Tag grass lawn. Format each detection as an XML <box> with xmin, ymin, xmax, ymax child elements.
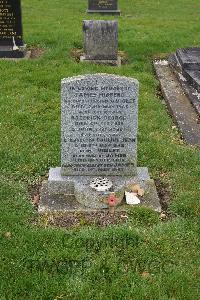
<box><xmin>0</xmin><ymin>0</ymin><xmax>200</xmax><ymax>299</ymax></box>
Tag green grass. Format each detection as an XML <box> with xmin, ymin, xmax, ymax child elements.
<box><xmin>0</xmin><ymin>0</ymin><xmax>200</xmax><ymax>299</ymax></box>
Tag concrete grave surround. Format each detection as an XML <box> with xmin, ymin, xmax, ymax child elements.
<box><xmin>0</xmin><ymin>0</ymin><xmax>28</xmax><ymax>58</ymax></box>
<box><xmin>39</xmin><ymin>74</ymin><xmax>161</xmax><ymax>213</ymax></box>
<box><xmin>87</xmin><ymin>0</ymin><xmax>120</xmax><ymax>15</ymax></box>
<box><xmin>80</xmin><ymin>20</ymin><xmax>121</xmax><ymax>66</ymax></box>
<box><xmin>154</xmin><ymin>47</ymin><xmax>200</xmax><ymax>147</ymax></box>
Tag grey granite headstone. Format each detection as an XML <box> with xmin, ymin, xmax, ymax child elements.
<box><xmin>39</xmin><ymin>74</ymin><xmax>161</xmax><ymax>213</ymax></box>
<box><xmin>81</xmin><ymin>20</ymin><xmax>121</xmax><ymax>66</ymax></box>
<box><xmin>61</xmin><ymin>74</ymin><xmax>138</xmax><ymax>176</ymax></box>
<box><xmin>87</xmin><ymin>0</ymin><xmax>120</xmax><ymax>15</ymax></box>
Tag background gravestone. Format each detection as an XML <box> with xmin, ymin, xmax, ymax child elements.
<box><xmin>39</xmin><ymin>74</ymin><xmax>161</xmax><ymax>213</ymax></box>
<box><xmin>0</xmin><ymin>0</ymin><xmax>26</xmax><ymax>58</ymax></box>
<box><xmin>81</xmin><ymin>20</ymin><xmax>121</xmax><ymax>66</ymax></box>
<box><xmin>87</xmin><ymin>0</ymin><xmax>120</xmax><ymax>15</ymax></box>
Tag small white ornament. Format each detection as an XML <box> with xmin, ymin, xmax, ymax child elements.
<box><xmin>90</xmin><ymin>177</ymin><xmax>113</xmax><ymax>192</ymax></box>
<box><xmin>12</xmin><ymin>37</ymin><xmax>19</xmax><ymax>51</ymax></box>
<box><xmin>125</xmin><ymin>191</ymin><xmax>141</xmax><ymax>205</ymax></box>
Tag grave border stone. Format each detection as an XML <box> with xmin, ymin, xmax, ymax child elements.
<box><xmin>154</xmin><ymin>47</ymin><xmax>200</xmax><ymax>147</ymax></box>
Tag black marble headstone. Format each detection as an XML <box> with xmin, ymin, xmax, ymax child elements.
<box><xmin>169</xmin><ymin>48</ymin><xmax>200</xmax><ymax>92</ymax></box>
<box><xmin>87</xmin><ymin>0</ymin><xmax>120</xmax><ymax>15</ymax></box>
<box><xmin>0</xmin><ymin>0</ymin><xmax>25</xmax><ymax>58</ymax></box>
<box><xmin>176</xmin><ymin>48</ymin><xmax>200</xmax><ymax>93</ymax></box>
<box><xmin>176</xmin><ymin>48</ymin><xmax>200</xmax><ymax>71</ymax></box>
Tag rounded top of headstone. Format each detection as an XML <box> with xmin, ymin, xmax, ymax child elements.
<box><xmin>83</xmin><ymin>20</ymin><xmax>118</xmax><ymax>23</ymax></box>
<box><xmin>61</xmin><ymin>73</ymin><xmax>139</xmax><ymax>87</ymax></box>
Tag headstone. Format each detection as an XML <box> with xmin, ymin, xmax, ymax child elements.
<box><xmin>81</xmin><ymin>20</ymin><xmax>121</xmax><ymax>66</ymax></box>
<box><xmin>39</xmin><ymin>74</ymin><xmax>161</xmax><ymax>213</ymax></box>
<box><xmin>0</xmin><ymin>0</ymin><xmax>26</xmax><ymax>58</ymax></box>
<box><xmin>87</xmin><ymin>0</ymin><xmax>120</xmax><ymax>15</ymax></box>
<box><xmin>61</xmin><ymin>74</ymin><xmax>138</xmax><ymax>176</ymax></box>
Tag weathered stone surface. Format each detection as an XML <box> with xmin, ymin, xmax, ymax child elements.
<box><xmin>87</xmin><ymin>0</ymin><xmax>120</xmax><ymax>15</ymax></box>
<box><xmin>83</xmin><ymin>20</ymin><xmax>118</xmax><ymax>61</ymax></box>
<box><xmin>176</xmin><ymin>48</ymin><xmax>200</xmax><ymax>71</ymax></box>
<box><xmin>168</xmin><ymin>48</ymin><xmax>200</xmax><ymax>116</ymax></box>
<box><xmin>39</xmin><ymin>167</ymin><xmax>161</xmax><ymax>213</ymax></box>
<box><xmin>183</xmin><ymin>70</ymin><xmax>200</xmax><ymax>93</ymax></box>
<box><xmin>0</xmin><ymin>0</ymin><xmax>26</xmax><ymax>58</ymax></box>
<box><xmin>39</xmin><ymin>182</ymin><xmax>82</xmax><ymax>213</ymax></box>
<box><xmin>80</xmin><ymin>56</ymin><xmax>121</xmax><ymax>66</ymax></box>
<box><xmin>176</xmin><ymin>71</ymin><xmax>200</xmax><ymax>117</ymax></box>
<box><xmin>154</xmin><ymin>60</ymin><xmax>200</xmax><ymax>147</ymax></box>
<box><xmin>61</xmin><ymin>74</ymin><xmax>139</xmax><ymax>176</ymax></box>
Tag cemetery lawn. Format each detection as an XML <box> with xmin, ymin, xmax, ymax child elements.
<box><xmin>0</xmin><ymin>0</ymin><xmax>200</xmax><ymax>299</ymax></box>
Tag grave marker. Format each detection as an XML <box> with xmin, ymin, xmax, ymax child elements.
<box><xmin>40</xmin><ymin>74</ymin><xmax>160</xmax><ymax>213</ymax></box>
<box><xmin>87</xmin><ymin>0</ymin><xmax>120</xmax><ymax>15</ymax></box>
<box><xmin>0</xmin><ymin>0</ymin><xmax>26</xmax><ymax>58</ymax></box>
<box><xmin>81</xmin><ymin>20</ymin><xmax>121</xmax><ymax>66</ymax></box>
<box><xmin>61</xmin><ymin>74</ymin><xmax>138</xmax><ymax>176</ymax></box>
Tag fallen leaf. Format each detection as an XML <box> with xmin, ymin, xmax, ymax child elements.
<box><xmin>120</xmin><ymin>215</ymin><xmax>128</xmax><ymax>219</ymax></box>
<box><xmin>4</xmin><ymin>232</ymin><xmax>12</xmax><ymax>239</ymax></box>
<box><xmin>131</xmin><ymin>184</ymin><xmax>141</xmax><ymax>193</ymax></box>
<box><xmin>126</xmin><ymin>184</ymin><xmax>145</xmax><ymax>196</ymax></box>
<box><xmin>54</xmin><ymin>295</ymin><xmax>64</xmax><ymax>300</ymax></box>
<box><xmin>137</xmin><ymin>188</ymin><xmax>145</xmax><ymax>197</ymax></box>
<box><xmin>160</xmin><ymin>213</ymin><xmax>167</xmax><ymax>220</ymax></box>
<box><xmin>141</xmin><ymin>271</ymin><xmax>152</xmax><ymax>279</ymax></box>
<box><xmin>32</xmin><ymin>194</ymin><xmax>40</xmax><ymax>206</ymax></box>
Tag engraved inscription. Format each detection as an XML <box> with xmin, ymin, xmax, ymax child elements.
<box><xmin>96</xmin><ymin>0</ymin><xmax>115</xmax><ymax>9</ymax></box>
<box><xmin>88</xmin><ymin>0</ymin><xmax>118</xmax><ymax>11</ymax></box>
<box><xmin>0</xmin><ymin>0</ymin><xmax>23</xmax><ymax>45</ymax></box>
<box><xmin>61</xmin><ymin>75</ymin><xmax>139</xmax><ymax>176</ymax></box>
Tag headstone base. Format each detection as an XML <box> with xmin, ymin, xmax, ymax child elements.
<box><xmin>80</xmin><ymin>55</ymin><xmax>121</xmax><ymax>66</ymax></box>
<box><xmin>39</xmin><ymin>167</ymin><xmax>161</xmax><ymax>213</ymax></box>
<box><xmin>86</xmin><ymin>9</ymin><xmax>121</xmax><ymax>15</ymax></box>
<box><xmin>0</xmin><ymin>45</ymin><xmax>30</xmax><ymax>59</ymax></box>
